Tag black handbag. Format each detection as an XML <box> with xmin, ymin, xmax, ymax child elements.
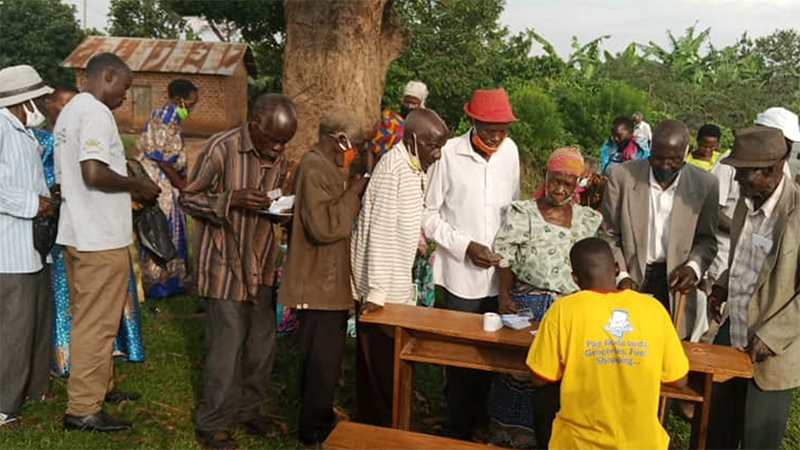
<box><xmin>32</xmin><ymin>193</ymin><xmax>61</xmax><ymax>262</ymax></box>
<box><xmin>127</xmin><ymin>158</ymin><xmax>177</xmax><ymax>267</ymax></box>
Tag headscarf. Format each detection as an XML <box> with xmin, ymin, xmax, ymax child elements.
<box><xmin>404</xmin><ymin>81</ymin><xmax>429</xmax><ymax>107</ymax></box>
<box><xmin>532</xmin><ymin>147</ymin><xmax>585</xmax><ymax>200</ymax></box>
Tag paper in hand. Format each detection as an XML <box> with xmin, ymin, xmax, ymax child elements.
<box><xmin>268</xmin><ymin>195</ymin><xmax>295</xmax><ymax>215</ymax></box>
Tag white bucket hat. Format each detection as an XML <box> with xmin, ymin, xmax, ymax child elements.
<box><xmin>0</xmin><ymin>65</ymin><xmax>54</xmax><ymax>108</ymax></box>
<box><xmin>754</xmin><ymin>107</ymin><xmax>800</xmax><ymax>142</ymax></box>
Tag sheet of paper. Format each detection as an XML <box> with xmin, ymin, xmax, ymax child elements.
<box><xmin>501</xmin><ymin>313</ymin><xmax>532</xmax><ymax>330</ymax></box>
<box><xmin>268</xmin><ymin>195</ymin><xmax>295</xmax><ymax>214</ymax></box>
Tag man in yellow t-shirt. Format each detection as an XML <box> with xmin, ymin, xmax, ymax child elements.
<box><xmin>527</xmin><ymin>238</ymin><xmax>689</xmax><ymax>449</ymax></box>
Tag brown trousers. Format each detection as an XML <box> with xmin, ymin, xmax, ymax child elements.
<box><xmin>63</xmin><ymin>246</ymin><xmax>130</xmax><ymax>416</ymax></box>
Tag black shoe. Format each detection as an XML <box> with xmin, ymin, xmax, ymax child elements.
<box><xmin>104</xmin><ymin>388</ymin><xmax>141</xmax><ymax>404</ymax></box>
<box><xmin>63</xmin><ymin>410</ymin><xmax>132</xmax><ymax>432</ymax></box>
<box><xmin>196</xmin><ymin>429</ymin><xmax>240</xmax><ymax>450</ymax></box>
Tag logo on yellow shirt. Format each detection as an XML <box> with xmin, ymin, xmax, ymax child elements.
<box><xmin>604</xmin><ymin>309</ymin><xmax>634</xmax><ymax>338</ymax></box>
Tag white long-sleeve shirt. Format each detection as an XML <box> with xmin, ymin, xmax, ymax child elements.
<box><xmin>351</xmin><ymin>143</ymin><xmax>426</xmax><ymax>306</ymax></box>
<box><xmin>423</xmin><ymin>130</ymin><xmax>520</xmax><ymax>299</ymax></box>
<box><xmin>0</xmin><ymin>108</ymin><xmax>50</xmax><ymax>273</ymax></box>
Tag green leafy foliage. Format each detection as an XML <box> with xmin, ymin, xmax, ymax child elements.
<box><xmin>0</xmin><ymin>0</ymin><xmax>84</xmax><ymax>84</ymax></box>
<box><xmin>506</xmin><ymin>82</ymin><xmax>565</xmax><ymax>167</ymax></box>
<box><xmin>545</xmin><ymin>79</ymin><xmax>652</xmax><ymax>156</ymax></box>
<box><xmin>108</xmin><ymin>0</ymin><xmax>186</xmax><ymax>39</ymax></box>
<box><xmin>386</xmin><ymin>0</ymin><xmax>538</xmax><ymax>127</ymax></box>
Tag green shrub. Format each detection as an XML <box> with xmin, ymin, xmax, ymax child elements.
<box><xmin>507</xmin><ymin>81</ymin><xmax>566</xmax><ymax>168</ymax></box>
<box><xmin>552</xmin><ymin>78</ymin><xmax>652</xmax><ymax>156</ymax></box>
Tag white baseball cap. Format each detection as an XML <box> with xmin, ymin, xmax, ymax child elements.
<box><xmin>754</xmin><ymin>107</ymin><xmax>800</xmax><ymax>142</ymax></box>
<box><xmin>0</xmin><ymin>65</ymin><xmax>54</xmax><ymax>108</ymax></box>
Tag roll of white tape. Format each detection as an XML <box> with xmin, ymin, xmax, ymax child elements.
<box><xmin>483</xmin><ymin>312</ymin><xmax>503</xmax><ymax>332</ymax></box>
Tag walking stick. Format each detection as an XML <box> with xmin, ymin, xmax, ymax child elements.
<box><xmin>659</xmin><ymin>292</ymin><xmax>689</xmax><ymax>423</ymax></box>
<box><xmin>674</xmin><ymin>292</ymin><xmax>688</xmax><ymax>331</ymax></box>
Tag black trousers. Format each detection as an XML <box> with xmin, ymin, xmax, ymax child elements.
<box><xmin>194</xmin><ymin>286</ymin><xmax>277</xmax><ymax>432</ymax></box>
<box><xmin>641</xmin><ymin>262</ymin><xmax>670</xmax><ymax>313</ymax></box>
<box><xmin>440</xmin><ymin>289</ymin><xmax>498</xmax><ymax>439</ymax></box>
<box><xmin>0</xmin><ymin>269</ymin><xmax>53</xmax><ymax>414</ymax></box>
<box><xmin>295</xmin><ymin>309</ymin><xmax>349</xmax><ymax>445</ymax></box>
<box><xmin>706</xmin><ymin>321</ymin><xmax>793</xmax><ymax>449</ymax></box>
<box><xmin>355</xmin><ymin>317</ymin><xmax>394</xmax><ymax>427</ymax></box>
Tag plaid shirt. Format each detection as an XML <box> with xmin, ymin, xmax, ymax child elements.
<box><xmin>180</xmin><ymin>125</ymin><xmax>286</xmax><ymax>302</ymax></box>
<box><xmin>725</xmin><ymin>177</ymin><xmax>785</xmax><ymax>347</ymax></box>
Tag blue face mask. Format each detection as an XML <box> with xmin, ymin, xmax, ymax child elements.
<box><xmin>652</xmin><ymin>163</ymin><xmax>684</xmax><ymax>183</ymax></box>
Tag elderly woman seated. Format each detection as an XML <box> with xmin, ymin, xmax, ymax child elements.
<box><xmin>490</xmin><ymin>148</ymin><xmax>602</xmax><ymax>448</ymax></box>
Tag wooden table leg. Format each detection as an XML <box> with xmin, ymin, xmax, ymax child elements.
<box><xmin>689</xmin><ymin>373</ymin><xmax>714</xmax><ymax>450</ymax></box>
<box><xmin>391</xmin><ymin>327</ymin><xmax>414</xmax><ymax>430</ymax></box>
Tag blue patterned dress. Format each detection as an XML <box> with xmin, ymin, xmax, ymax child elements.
<box><xmin>136</xmin><ymin>103</ymin><xmax>188</xmax><ymax>298</ymax></box>
<box><xmin>34</xmin><ymin>128</ymin><xmax>145</xmax><ymax>377</ymax></box>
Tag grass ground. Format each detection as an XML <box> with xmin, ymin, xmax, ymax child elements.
<box><xmin>3</xmin><ymin>294</ymin><xmax>799</xmax><ymax>449</ymax></box>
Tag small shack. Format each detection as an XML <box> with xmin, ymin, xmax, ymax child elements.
<box><xmin>61</xmin><ymin>36</ymin><xmax>256</xmax><ymax>136</ymax></box>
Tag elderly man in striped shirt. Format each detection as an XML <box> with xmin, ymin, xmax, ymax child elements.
<box><xmin>351</xmin><ymin>109</ymin><xmax>449</xmax><ymax>426</ymax></box>
<box><xmin>181</xmin><ymin>94</ymin><xmax>297</xmax><ymax>450</ymax></box>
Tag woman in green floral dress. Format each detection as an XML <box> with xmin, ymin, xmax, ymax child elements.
<box><xmin>490</xmin><ymin>148</ymin><xmax>602</xmax><ymax>448</ymax></box>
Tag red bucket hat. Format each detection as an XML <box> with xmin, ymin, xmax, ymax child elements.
<box><xmin>463</xmin><ymin>88</ymin><xmax>517</xmax><ymax>123</ymax></box>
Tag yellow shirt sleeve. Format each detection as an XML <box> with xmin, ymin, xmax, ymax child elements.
<box><xmin>661</xmin><ymin>308</ymin><xmax>690</xmax><ymax>383</ymax></box>
<box><xmin>526</xmin><ymin>302</ymin><xmax>563</xmax><ymax>381</ymax></box>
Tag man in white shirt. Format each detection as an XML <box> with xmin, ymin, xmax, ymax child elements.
<box><xmin>0</xmin><ymin>65</ymin><xmax>55</xmax><ymax>429</ymax></box>
<box><xmin>706</xmin><ymin>127</ymin><xmax>800</xmax><ymax>449</ymax></box>
<box><xmin>423</xmin><ymin>88</ymin><xmax>520</xmax><ymax>439</ymax></box>
<box><xmin>601</xmin><ymin>120</ymin><xmax>719</xmax><ymax>337</ymax></box>
<box><xmin>351</xmin><ymin>109</ymin><xmax>449</xmax><ymax>426</ymax></box>
<box><xmin>55</xmin><ymin>53</ymin><xmax>159</xmax><ymax>432</ymax></box>
<box><xmin>633</xmin><ymin>111</ymin><xmax>653</xmax><ymax>145</ymax></box>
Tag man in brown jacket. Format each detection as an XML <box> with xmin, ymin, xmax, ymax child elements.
<box><xmin>279</xmin><ymin>106</ymin><xmax>370</xmax><ymax>445</ymax></box>
<box><xmin>706</xmin><ymin>127</ymin><xmax>800</xmax><ymax>449</ymax></box>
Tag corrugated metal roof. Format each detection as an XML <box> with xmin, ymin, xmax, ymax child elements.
<box><xmin>61</xmin><ymin>36</ymin><xmax>256</xmax><ymax>77</ymax></box>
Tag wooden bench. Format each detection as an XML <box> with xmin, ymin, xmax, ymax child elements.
<box><xmin>323</xmin><ymin>422</ymin><xmax>493</xmax><ymax>450</ymax></box>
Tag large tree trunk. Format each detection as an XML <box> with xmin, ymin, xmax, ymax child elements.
<box><xmin>282</xmin><ymin>0</ymin><xmax>406</xmax><ymax>165</ymax></box>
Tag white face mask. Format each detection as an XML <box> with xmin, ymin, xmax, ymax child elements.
<box><xmin>23</xmin><ymin>100</ymin><xmax>45</xmax><ymax>128</ymax></box>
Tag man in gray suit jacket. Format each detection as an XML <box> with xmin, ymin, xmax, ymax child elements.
<box><xmin>706</xmin><ymin>127</ymin><xmax>800</xmax><ymax>449</ymax></box>
<box><xmin>601</xmin><ymin>120</ymin><xmax>719</xmax><ymax>337</ymax></box>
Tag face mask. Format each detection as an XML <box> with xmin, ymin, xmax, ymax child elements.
<box><xmin>332</xmin><ymin>133</ymin><xmax>356</xmax><ymax>168</ymax></box>
<box><xmin>23</xmin><ymin>100</ymin><xmax>45</xmax><ymax>128</ymax></box>
<box><xmin>652</xmin><ymin>163</ymin><xmax>684</xmax><ymax>183</ymax></box>
<box><xmin>176</xmin><ymin>100</ymin><xmax>190</xmax><ymax>120</ymax></box>
<box><xmin>408</xmin><ymin>133</ymin><xmax>423</xmax><ymax>172</ymax></box>
<box><xmin>471</xmin><ymin>130</ymin><xmax>503</xmax><ymax>157</ymax></box>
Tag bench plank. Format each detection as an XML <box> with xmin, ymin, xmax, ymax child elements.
<box><xmin>324</xmin><ymin>422</ymin><xmax>494</xmax><ymax>450</ymax></box>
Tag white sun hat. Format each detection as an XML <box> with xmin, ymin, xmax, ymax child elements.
<box><xmin>754</xmin><ymin>107</ymin><xmax>800</xmax><ymax>142</ymax></box>
<box><xmin>0</xmin><ymin>65</ymin><xmax>54</xmax><ymax>108</ymax></box>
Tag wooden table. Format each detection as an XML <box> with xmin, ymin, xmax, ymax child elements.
<box><xmin>360</xmin><ymin>304</ymin><xmax>753</xmax><ymax>450</ymax></box>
